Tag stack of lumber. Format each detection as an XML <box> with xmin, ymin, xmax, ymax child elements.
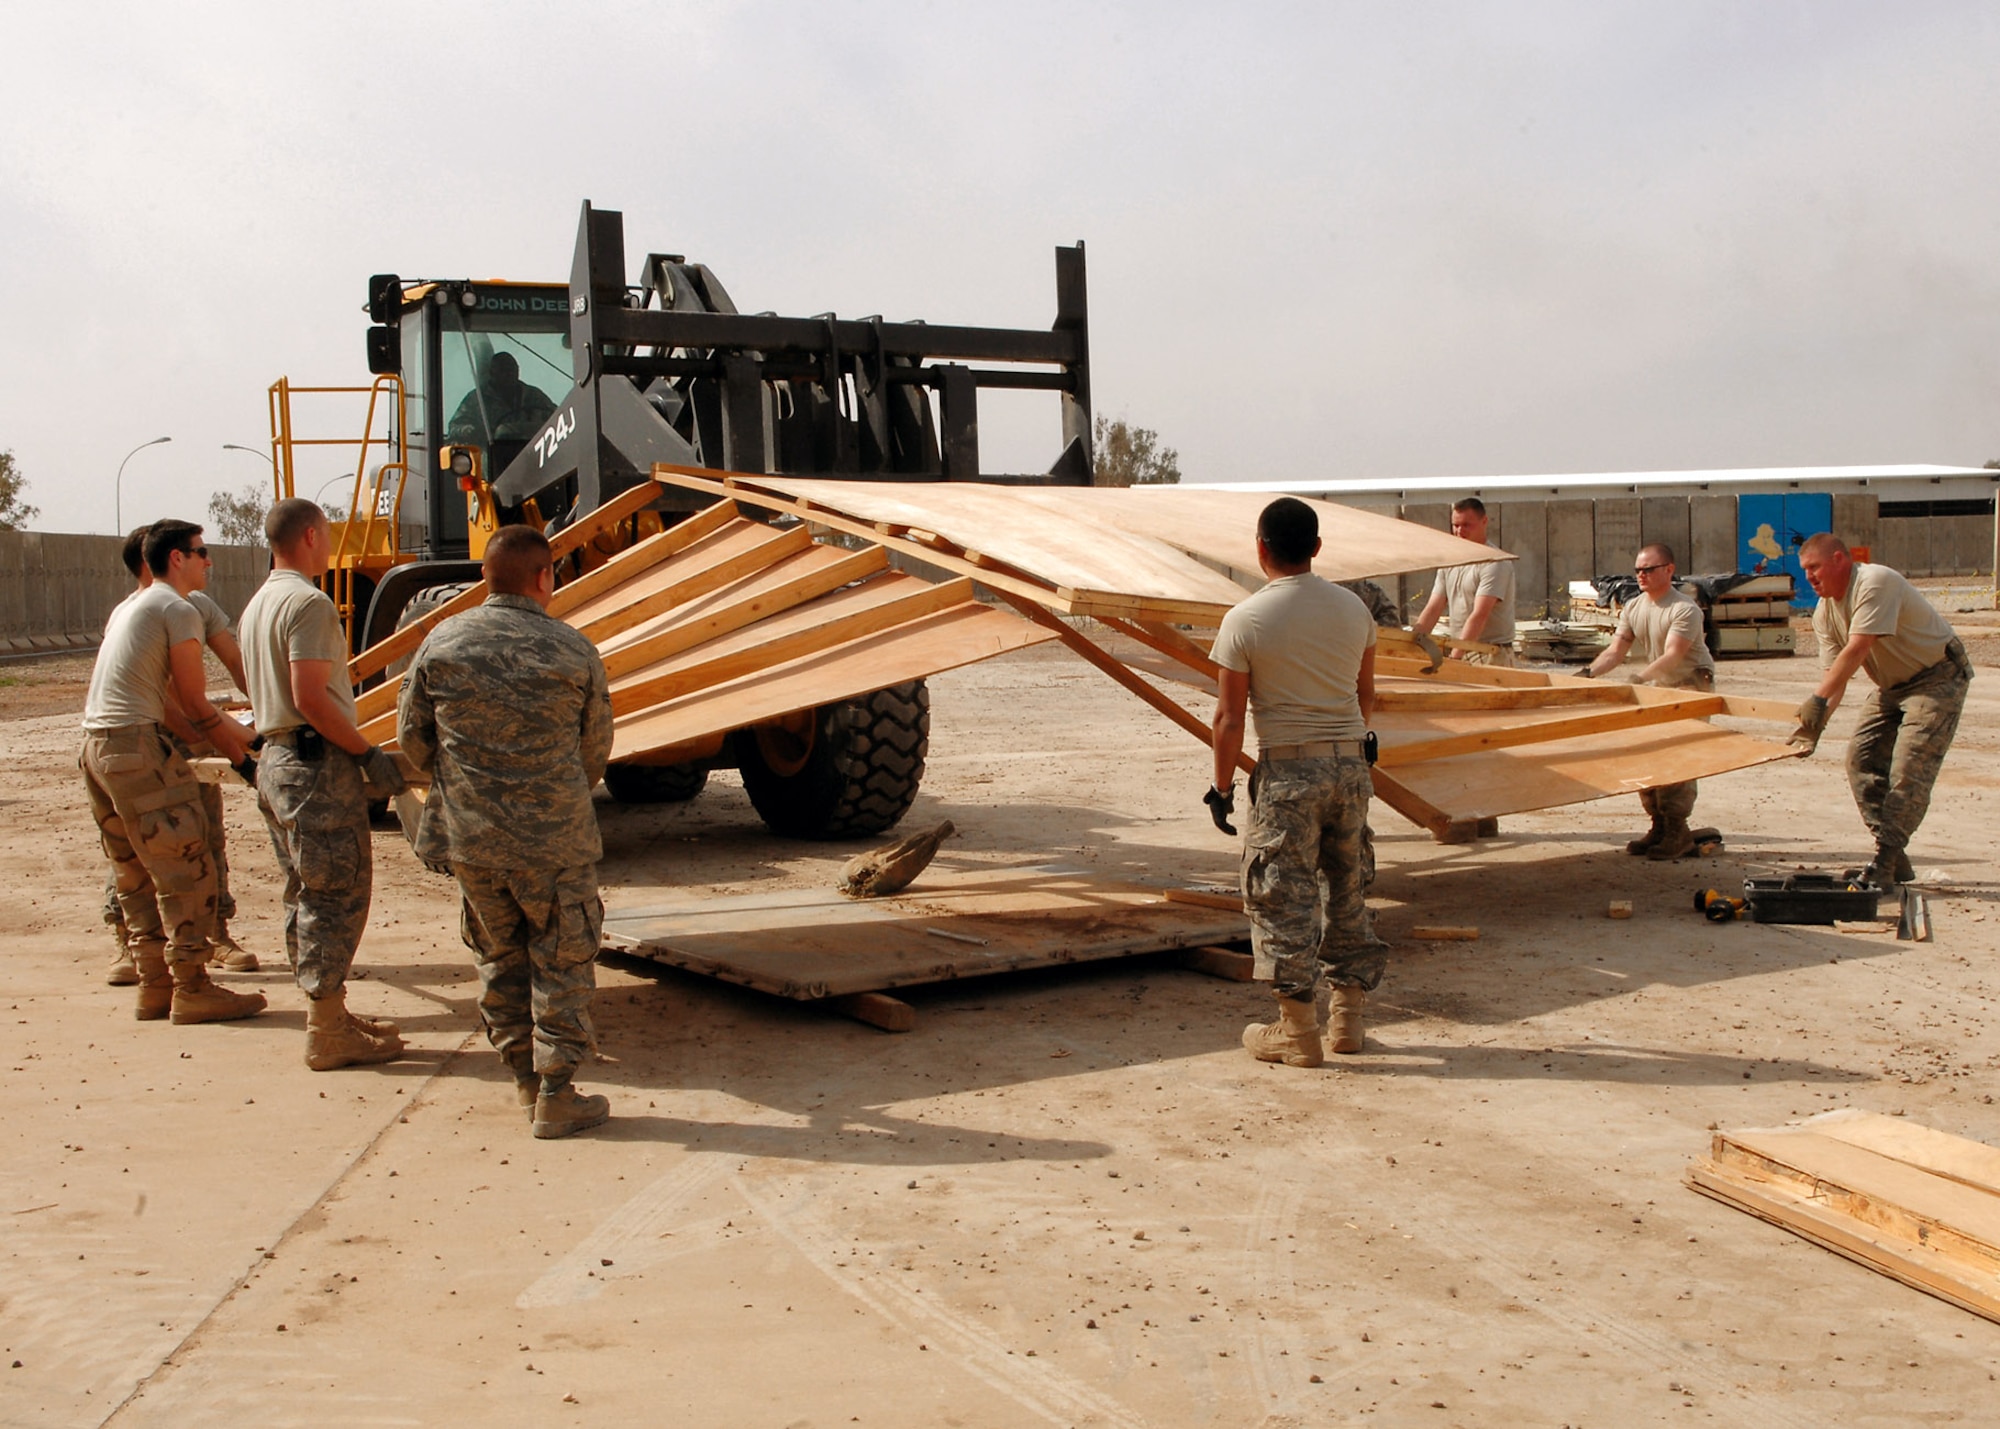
<box><xmin>1565</xmin><ymin>579</ymin><xmax>1621</xmax><ymax>628</ymax></box>
<box><xmin>1689</xmin><ymin>1110</ymin><xmax>2000</xmax><ymax>1323</ymax></box>
<box><xmin>1514</xmin><ymin>619</ymin><xmax>1612</xmax><ymax>663</ymax></box>
<box><xmin>1706</xmin><ymin>573</ymin><xmax>1796</xmax><ymax>658</ymax></box>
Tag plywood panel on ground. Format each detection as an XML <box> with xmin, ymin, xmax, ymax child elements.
<box><xmin>600</xmin><ymin>865</ymin><xmax>1250</xmax><ymax>1001</ymax></box>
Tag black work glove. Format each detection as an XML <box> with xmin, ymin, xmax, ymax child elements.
<box><xmin>359</xmin><ymin>744</ymin><xmax>409</xmax><ymax>798</ymax></box>
<box><xmin>232</xmin><ymin>754</ymin><xmax>259</xmax><ymax>787</ymax></box>
<box><xmin>1575</xmin><ymin>664</ymin><xmax>1598</xmax><ymax>679</ymax></box>
<box><xmin>1788</xmin><ymin>695</ymin><xmax>1829</xmax><ymax>755</ymax></box>
<box><xmin>1203</xmin><ymin>784</ymin><xmax>1238</xmax><ymax>836</ymax></box>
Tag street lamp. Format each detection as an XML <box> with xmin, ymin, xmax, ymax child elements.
<box><xmin>221</xmin><ymin>442</ymin><xmax>277</xmax><ymax>477</ymax></box>
<box><xmin>114</xmin><ymin>436</ymin><xmax>172</xmax><ymax>535</ymax></box>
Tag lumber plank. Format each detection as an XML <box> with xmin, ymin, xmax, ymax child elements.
<box><xmin>1710</xmin><ymin>1128</ymin><xmax>2000</xmax><ymax>1255</ymax></box>
<box><xmin>1374</xmin><ymin>695</ymin><xmax>1726</xmax><ymax>769</ymax></box>
<box><xmin>609</xmin><ymin>603</ymin><xmax>1054</xmax><ymax>760</ymax></box>
<box><xmin>1173</xmin><ymin>946</ymin><xmax>1255</xmax><ymax>981</ymax></box>
<box><xmin>1805</xmin><ymin>1109</ymin><xmax>2000</xmax><ymax>1197</ymax></box>
<box><xmin>607</xmin><ymin>576</ymin><xmax>976</xmax><ymax>717</ymax></box>
<box><xmin>1688</xmin><ymin>1163</ymin><xmax>2000</xmax><ymax>1325</ymax></box>
<box><xmin>1372</xmin><ymin>685</ymin><xmax>1634</xmax><ymax>713</ymax></box>
<box><xmin>828</xmin><ymin>992</ymin><xmax>917</xmax><ymax>1033</ymax></box>
<box><xmin>993</xmin><ymin>589</ymin><xmax>1256</xmax><ymax>777</ymax></box>
<box><xmin>1375</xmin><ymin>656</ymin><xmax>1554</xmax><ymax>688</ymax></box>
<box><xmin>1367</xmin><ymin>771</ymin><xmax>1454</xmax><ymax>838</ymax></box>
<box><xmin>544</xmin><ymin>499</ymin><xmax>740</xmax><ymax>619</ymax></box>
<box><xmin>1096</xmin><ymin>614</ymin><xmax>1220</xmax><ymax>679</ymax></box>
<box><xmin>597</xmin><ymin>545</ymin><xmax>890</xmax><ymax>681</ymax></box>
<box><xmin>1411</xmin><ymin>926</ymin><xmax>1480</xmax><ymax>941</ymax></box>
<box><xmin>1164</xmin><ymin>887</ymin><xmax>1243</xmax><ymax>912</ymax></box>
<box><xmin>574</xmin><ymin>524</ymin><xmax>814</xmax><ymax>645</ymax></box>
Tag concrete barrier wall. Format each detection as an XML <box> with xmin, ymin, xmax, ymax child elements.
<box><xmin>0</xmin><ymin>532</ymin><xmax>268</xmax><ymax>652</ymax></box>
<box><xmin>1380</xmin><ymin>493</ymin><xmax>1990</xmax><ymax>620</ymax></box>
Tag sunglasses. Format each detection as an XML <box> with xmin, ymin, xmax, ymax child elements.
<box><xmin>1633</xmin><ymin>563</ymin><xmax>1666</xmax><ymax>575</ymax></box>
<box><xmin>182</xmin><ymin>545</ymin><xmax>210</xmax><ymax>559</ymax></box>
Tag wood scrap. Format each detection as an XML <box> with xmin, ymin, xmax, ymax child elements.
<box><xmin>1688</xmin><ymin>1110</ymin><xmax>2000</xmax><ymax>1324</ymax></box>
<box><xmin>839</xmin><ymin>819</ymin><xmax>955</xmax><ymax>898</ymax></box>
<box><xmin>1411</xmin><ymin>926</ymin><xmax>1480</xmax><ymax>941</ymax></box>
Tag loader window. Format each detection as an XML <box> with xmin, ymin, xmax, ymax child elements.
<box><xmin>439</xmin><ymin>306</ymin><xmax>571</xmax><ymax>452</ymax></box>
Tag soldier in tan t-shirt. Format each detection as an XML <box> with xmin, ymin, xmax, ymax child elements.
<box><xmin>1791</xmin><ymin>533</ymin><xmax>1971</xmax><ymax>886</ymax></box>
<box><xmin>1587</xmin><ymin>542</ymin><xmax>1718</xmax><ymax>860</ymax></box>
<box><xmin>1210</xmin><ymin>497</ymin><xmax>1386</xmax><ymax>1068</ymax></box>
<box><xmin>1413</xmin><ymin>497</ymin><xmax>1516</xmax><ymax>665</ymax></box>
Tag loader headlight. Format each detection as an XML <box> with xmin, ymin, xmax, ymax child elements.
<box><xmin>449</xmin><ymin>450</ymin><xmax>473</xmax><ymax>478</ymax></box>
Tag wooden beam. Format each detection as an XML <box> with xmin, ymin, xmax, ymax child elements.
<box><xmin>576</xmin><ymin>525</ymin><xmax>814</xmax><ymax>645</ymax></box>
<box><xmin>994</xmin><ymin>589</ymin><xmax>1255</xmax><ymax>778</ymax></box>
<box><xmin>1372</xmin><ymin>685</ymin><xmax>1634</xmax><ymax>713</ymax></box>
<box><xmin>1173</xmin><ymin>946</ymin><xmax>1254</xmax><ymax>981</ymax></box>
<box><xmin>599</xmin><ymin>545</ymin><xmax>890</xmax><ymax>681</ymax></box>
<box><xmin>1096</xmin><ymin>614</ymin><xmax>1220</xmax><ymax>680</ymax></box>
<box><xmin>1374</xmin><ymin>695</ymin><xmax>1727</xmax><ymax>768</ymax></box>
<box><xmin>346</xmin><ymin>478</ymin><xmax>668</xmax><ymax>685</ymax></box>
<box><xmin>829</xmin><ymin>991</ymin><xmax>916</xmax><ymax>1033</ymax></box>
<box><xmin>607</xmin><ymin>576</ymin><xmax>977</xmax><ymax>717</ymax></box>
<box><xmin>1367</xmin><ymin>771</ymin><xmax>1453</xmax><ymax>838</ymax></box>
<box><xmin>1375</xmin><ymin>655</ymin><xmax>1554</xmax><ymax>688</ymax></box>
<box><xmin>546</xmin><ymin>499</ymin><xmax>740</xmax><ymax>619</ymax></box>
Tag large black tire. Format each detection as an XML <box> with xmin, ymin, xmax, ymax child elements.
<box><xmin>732</xmin><ymin>681</ymin><xmax>929</xmax><ymax>840</ymax></box>
<box><xmin>602</xmin><ymin>762</ymin><xmax>710</xmax><ymax>804</ymax></box>
<box><xmin>387</xmin><ymin>581</ymin><xmax>477</xmax><ymax>677</ymax></box>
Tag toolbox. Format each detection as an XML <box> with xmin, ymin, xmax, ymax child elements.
<box><xmin>1743</xmin><ymin>873</ymin><xmax>1881</xmax><ymax>924</ymax></box>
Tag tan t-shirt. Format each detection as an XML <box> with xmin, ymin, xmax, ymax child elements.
<box><xmin>83</xmin><ymin>584</ymin><xmax>205</xmax><ymax>730</ymax></box>
<box><xmin>1813</xmin><ymin>563</ymin><xmax>1956</xmax><ymax>689</ymax></box>
<box><xmin>238</xmin><ymin>569</ymin><xmax>357</xmax><ymax>735</ymax></box>
<box><xmin>1212</xmin><ymin>573</ymin><xmax>1376</xmax><ymax>746</ymax></box>
<box><xmin>188</xmin><ymin>589</ymin><xmax>231</xmax><ymax>641</ymax></box>
<box><xmin>1429</xmin><ymin>549</ymin><xmax>1515</xmax><ymax>645</ymax></box>
<box><xmin>1614</xmin><ymin>587</ymin><xmax>1716</xmax><ymax>689</ymax></box>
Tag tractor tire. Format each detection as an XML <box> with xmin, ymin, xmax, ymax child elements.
<box><xmin>732</xmin><ymin>681</ymin><xmax>929</xmax><ymax>840</ymax></box>
<box><xmin>602</xmin><ymin>762</ymin><xmax>710</xmax><ymax>805</ymax></box>
<box><xmin>387</xmin><ymin>581</ymin><xmax>476</xmax><ymax>677</ymax></box>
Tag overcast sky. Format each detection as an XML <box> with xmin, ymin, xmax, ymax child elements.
<box><xmin>3</xmin><ymin>1</ymin><xmax>1996</xmax><ymax>535</ymax></box>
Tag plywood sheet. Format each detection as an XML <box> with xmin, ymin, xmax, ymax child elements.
<box><xmin>654</xmin><ymin>469</ymin><xmax>1508</xmax><ymax>616</ymax></box>
<box><xmin>600</xmin><ymin>865</ymin><xmax>1250</xmax><ymax>999</ymax></box>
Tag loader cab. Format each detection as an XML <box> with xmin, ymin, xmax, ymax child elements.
<box><xmin>369</xmin><ymin>278</ymin><xmax>572</xmax><ymax>559</ymax></box>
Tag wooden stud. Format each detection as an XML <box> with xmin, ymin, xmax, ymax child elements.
<box><xmin>1095</xmin><ymin>614</ymin><xmax>1220</xmax><ymax>680</ymax></box>
<box><xmin>545</xmin><ymin>499</ymin><xmax>741</xmax><ymax>619</ymax></box>
<box><xmin>1173</xmin><ymin>946</ymin><xmax>1255</xmax><ymax>981</ymax></box>
<box><xmin>1411</xmin><ymin>926</ymin><xmax>1480</xmax><ymax>940</ymax></box>
<box><xmin>829</xmin><ymin>992</ymin><xmax>917</xmax><ymax>1033</ymax></box>
<box><xmin>1375</xmin><ymin>695</ymin><xmax>1727</xmax><ymax>769</ymax></box>
<box><xmin>575</xmin><ymin>525</ymin><xmax>814</xmax><ymax>645</ymax></box>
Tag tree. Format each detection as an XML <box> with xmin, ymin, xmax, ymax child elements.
<box><xmin>0</xmin><ymin>449</ymin><xmax>39</xmax><ymax>530</ymax></box>
<box><xmin>207</xmin><ymin>481</ymin><xmax>269</xmax><ymax>546</ymax></box>
<box><xmin>1091</xmin><ymin>415</ymin><xmax>1181</xmax><ymax>487</ymax></box>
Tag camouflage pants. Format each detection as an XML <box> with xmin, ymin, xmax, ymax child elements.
<box><xmin>80</xmin><ymin>726</ymin><xmax>216</xmax><ymax>969</ymax></box>
<box><xmin>257</xmin><ymin>741</ymin><xmax>372</xmax><ymax>999</ymax></box>
<box><xmin>103</xmin><ymin>775</ymin><xmax>234</xmax><ymax>933</ymax></box>
<box><xmin>453</xmin><ymin>863</ymin><xmax>602</xmax><ymax>1079</ymax></box>
<box><xmin>1242</xmin><ymin>754</ymin><xmax>1388</xmax><ymax>1001</ymax></box>
<box><xmin>1638</xmin><ymin>668</ymin><xmax>1713</xmax><ymax>825</ymax></box>
<box><xmin>1846</xmin><ymin>657</ymin><xmax>1969</xmax><ymax>855</ymax></box>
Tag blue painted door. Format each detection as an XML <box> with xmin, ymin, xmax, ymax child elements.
<box><xmin>1737</xmin><ymin>493</ymin><xmax>1832</xmax><ymax>608</ymax></box>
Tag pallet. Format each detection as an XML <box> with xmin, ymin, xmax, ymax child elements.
<box><xmin>1688</xmin><ymin>1110</ymin><xmax>2000</xmax><ymax>1324</ymax></box>
<box><xmin>599</xmin><ymin>864</ymin><xmax>1251</xmax><ymax>1030</ymax></box>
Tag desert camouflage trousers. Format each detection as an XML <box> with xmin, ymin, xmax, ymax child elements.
<box><xmin>103</xmin><ymin>772</ymin><xmax>234</xmax><ymax>933</ymax></box>
<box><xmin>1242</xmin><ymin>754</ymin><xmax>1389</xmax><ymax>1001</ymax></box>
<box><xmin>454</xmin><ymin>862</ymin><xmax>602</xmax><ymax>1078</ymax></box>
<box><xmin>257</xmin><ymin>741</ymin><xmax>373</xmax><ymax>999</ymax></box>
<box><xmin>80</xmin><ymin>725</ymin><xmax>216</xmax><ymax>968</ymax></box>
<box><xmin>1847</xmin><ymin>654</ymin><xmax>1970</xmax><ymax>856</ymax></box>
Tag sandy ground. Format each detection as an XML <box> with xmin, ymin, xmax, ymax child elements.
<box><xmin>5</xmin><ymin>609</ymin><xmax>2000</xmax><ymax>1428</ymax></box>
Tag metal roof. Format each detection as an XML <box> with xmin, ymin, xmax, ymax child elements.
<box><xmin>1171</xmin><ymin>464</ymin><xmax>1998</xmax><ymax>502</ymax></box>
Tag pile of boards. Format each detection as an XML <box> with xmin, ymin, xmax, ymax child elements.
<box><xmin>1690</xmin><ymin>1110</ymin><xmax>2000</xmax><ymax>1323</ymax></box>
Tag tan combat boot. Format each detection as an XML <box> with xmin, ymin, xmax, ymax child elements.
<box><xmin>106</xmin><ymin>922</ymin><xmax>140</xmax><ymax>986</ymax></box>
<box><xmin>1647</xmin><ymin>816</ymin><xmax>1696</xmax><ymax>861</ymax></box>
<box><xmin>304</xmin><ymin>991</ymin><xmax>405</xmax><ymax>1071</ymax></box>
<box><xmin>1328</xmin><ymin>986</ymin><xmax>1366</xmax><ymax>1055</ymax></box>
<box><xmin>169</xmin><ymin>962</ymin><xmax>268</xmax><ymax>1024</ymax></box>
<box><xmin>533</xmin><ymin>1080</ymin><xmax>611</xmax><ymax>1140</ymax></box>
<box><xmin>1626</xmin><ymin>814</ymin><xmax>1665</xmax><ymax>856</ymax></box>
<box><xmin>133</xmin><ymin>940</ymin><xmax>174</xmax><ymax>1021</ymax></box>
<box><xmin>1242</xmin><ymin>995</ymin><xmax>1324</xmax><ymax>1068</ymax></box>
<box><xmin>206</xmin><ymin>922</ymin><xmax>260</xmax><ymax>973</ymax></box>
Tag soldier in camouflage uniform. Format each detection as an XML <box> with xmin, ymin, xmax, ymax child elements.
<box><xmin>1793</xmin><ymin>534</ymin><xmax>1972</xmax><ymax>887</ymax></box>
<box><xmin>101</xmin><ymin>524</ymin><xmax>258</xmax><ymax>983</ymax></box>
<box><xmin>240</xmin><ymin>499</ymin><xmax>410</xmax><ymax>1071</ymax></box>
<box><xmin>80</xmin><ymin>520</ymin><xmax>264</xmax><ymax>1025</ymax></box>
<box><xmin>1208</xmin><ymin>498</ymin><xmax>1387</xmax><ymax>1068</ymax></box>
<box><xmin>398</xmin><ymin>524</ymin><xmax>615</xmax><ymax>1139</ymax></box>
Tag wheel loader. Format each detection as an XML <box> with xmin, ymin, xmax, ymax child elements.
<box><xmin>260</xmin><ymin>201</ymin><xmax>1091</xmax><ymax>838</ymax></box>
